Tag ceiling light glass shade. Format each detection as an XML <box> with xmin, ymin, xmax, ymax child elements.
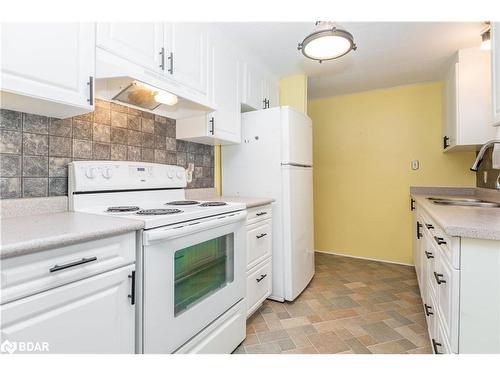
<box><xmin>298</xmin><ymin>21</ymin><xmax>356</xmax><ymax>62</ymax></box>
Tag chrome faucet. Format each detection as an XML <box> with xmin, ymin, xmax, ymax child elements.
<box><xmin>470</xmin><ymin>140</ymin><xmax>500</xmax><ymax>171</ymax></box>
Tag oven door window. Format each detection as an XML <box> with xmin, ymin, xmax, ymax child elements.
<box><xmin>174</xmin><ymin>233</ymin><xmax>234</xmax><ymax>316</ymax></box>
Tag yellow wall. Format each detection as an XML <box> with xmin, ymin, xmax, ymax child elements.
<box><xmin>308</xmin><ymin>82</ymin><xmax>476</xmax><ymax>265</ymax></box>
<box><xmin>279</xmin><ymin>74</ymin><xmax>308</xmax><ymax>113</ymax></box>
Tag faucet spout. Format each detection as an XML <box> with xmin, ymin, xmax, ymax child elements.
<box><xmin>470</xmin><ymin>140</ymin><xmax>500</xmax><ymax>172</ymax></box>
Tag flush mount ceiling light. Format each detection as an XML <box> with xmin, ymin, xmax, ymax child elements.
<box><xmin>298</xmin><ymin>21</ymin><xmax>357</xmax><ymax>63</ymax></box>
<box><xmin>481</xmin><ymin>22</ymin><xmax>491</xmax><ymax>50</ymax></box>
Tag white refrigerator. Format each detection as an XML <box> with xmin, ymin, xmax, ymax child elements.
<box><xmin>222</xmin><ymin>106</ymin><xmax>314</xmax><ymax>302</ymax></box>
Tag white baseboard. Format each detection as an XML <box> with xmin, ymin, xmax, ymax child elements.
<box><xmin>314</xmin><ymin>250</ymin><xmax>414</xmax><ymax>267</ymax></box>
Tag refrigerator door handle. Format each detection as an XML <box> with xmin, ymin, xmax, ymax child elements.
<box><xmin>281</xmin><ymin>162</ymin><xmax>313</xmax><ymax>168</ymax></box>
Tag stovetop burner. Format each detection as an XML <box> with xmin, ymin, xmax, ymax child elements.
<box><xmin>166</xmin><ymin>200</ymin><xmax>200</xmax><ymax>206</ymax></box>
<box><xmin>106</xmin><ymin>206</ymin><xmax>140</xmax><ymax>213</ymax></box>
<box><xmin>199</xmin><ymin>201</ymin><xmax>228</xmax><ymax>207</ymax></box>
<box><xmin>136</xmin><ymin>208</ymin><xmax>182</xmax><ymax>216</ymax></box>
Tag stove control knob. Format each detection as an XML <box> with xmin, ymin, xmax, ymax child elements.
<box><xmin>102</xmin><ymin>167</ymin><xmax>113</xmax><ymax>179</ymax></box>
<box><xmin>167</xmin><ymin>168</ymin><xmax>174</xmax><ymax>179</ymax></box>
<box><xmin>85</xmin><ymin>167</ymin><xmax>97</xmax><ymax>179</ymax></box>
<box><xmin>176</xmin><ymin>170</ymin><xmax>184</xmax><ymax>179</ymax></box>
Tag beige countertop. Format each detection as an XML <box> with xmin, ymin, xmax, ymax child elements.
<box><xmin>0</xmin><ymin>212</ymin><xmax>144</xmax><ymax>259</ymax></box>
<box><xmin>411</xmin><ymin>192</ymin><xmax>500</xmax><ymax>241</ymax></box>
<box><xmin>185</xmin><ymin>188</ymin><xmax>274</xmax><ymax>208</ymax></box>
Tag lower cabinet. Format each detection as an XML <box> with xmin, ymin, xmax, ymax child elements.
<box><xmin>0</xmin><ymin>234</ymin><xmax>137</xmax><ymax>354</ymax></box>
<box><xmin>245</xmin><ymin>204</ymin><xmax>273</xmax><ymax>317</ymax></box>
<box><xmin>413</xmin><ymin>200</ymin><xmax>500</xmax><ymax>354</ymax></box>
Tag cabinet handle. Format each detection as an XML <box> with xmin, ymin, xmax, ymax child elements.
<box><xmin>433</xmin><ymin>271</ymin><xmax>446</xmax><ymax>285</ymax></box>
<box><xmin>167</xmin><ymin>52</ymin><xmax>174</xmax><ymax>74</ymax></box>
<box><xmin>256</xmin><ymin>211</ymin><xmax>267</xmax><ymax>216</ymax></box>
<box><xmin>425</xmin><ymin>251</ymin><xmax>434</xmax><ymax>259</ymax></box>
<box><xmin>410</xmin><ymin>198</ymin><xmax>415</xmax><ymax>211</ymax></box>
<box><xmin>209</xmin><ymin>117</ymin><xmax>215</xmax><ymax>135</ymax></box>
<box><xmin>128</xmin><ymin>271</ymin><xmax>136</xmax><ymax>305</ymax></box>
<box><xmin>425</xmin><ymin>223</ymin><xmax>434</xmax><ymax>230</ymax></box>
<box><xmin>263</xmin><ymin>99</ymin><xmax>267</xmax><ymax>109</ymax></box>
<box><xmin>433</xmin><ymin>236</ymin><xmax>447</xmax><ymax>245</ymax></box>
<box><xmin>443</xmin><ymin>136</ymin><xmax>450</xmax><ymax>150</ymax></box>
<box><xmin>256</xmin><ymin>233</ymin><xmax>268</xmax><ymax>239</ymax></box>
<box><xmin>159</xmin><ymin>47</ymin><xmax>165</xmax><ymax>70</ymax></box>
<box><xmin>432</xmin><ymin>339</ymin><xmax>443</xmax><ymax>354</ymax></box>
<box><xmin>256</xmin><ymin>274</ymin><xmax>267</xmax><ymax>282</ymax></box>
<box><xmin>424</xmin><ymin>303</ymin><xmax>434</xmax><ymax>316</ymax></box>
<box><xmin>416</xmin><ymin>221</ymin><xmax>423</xmax><ymax>239</ymax></box>
<box><xmin>87</xmin><ymin>76</ymin><xmax>94</xmax><ymax>106</ymax></box>
<box><xmin>49</xmin><ymin>256</ymin><xmax>97</xmax><ymax>273</ymax></box>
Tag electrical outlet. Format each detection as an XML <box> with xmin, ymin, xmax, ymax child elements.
<box><xmin>411</xmin><ymin>160</ymin><xmax>419</xmax><ymax>170</ymax></box>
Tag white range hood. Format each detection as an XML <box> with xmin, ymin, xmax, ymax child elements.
<box><xmin>95</xmin><ymin>47</ymin><xmax>213</xmax><ymax>120</ymax></box>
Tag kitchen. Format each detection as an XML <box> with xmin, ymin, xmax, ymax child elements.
<box><xmin>1</xmin><ymin>1</ymin><xmax>500</xmax><ymax>372</ymax></box>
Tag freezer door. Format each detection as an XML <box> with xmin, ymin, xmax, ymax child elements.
<box><xmin>281</xmin><ymin>107</ymin><xmax>313</xmax><ymax>166</ymax></box>
<box><xmin>281</xmin><ymin>165</ymin><xmax>315</xmax><ymax>301</ymax></box>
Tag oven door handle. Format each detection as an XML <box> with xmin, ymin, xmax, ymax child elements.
<box><xmin>144</xmin><ymin>210</ymin><xmax>247</xmax><ymax>244</ymax></box>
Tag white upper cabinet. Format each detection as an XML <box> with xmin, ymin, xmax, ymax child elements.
<box><xmin>491</xmin><ymin>23</ymin><xmax>500</xmax><ymax>126</ymax></box>
<box><xmin>164</xmin><ymin>23</ymin><xmax>208</xmax><ymax>96</ymax></box>
<box><xmin>241</xmin><ymin>62</ymin><xmax>279</xmax><ymax>111</ymax></box>
<box><xmin>96</xmin><ymin>22</ymin><xmax>164</xmax><ymax>73</ymax></box>
<box><xmin>176</xmin><ymin>29</ymin><xmax>240</xmax><ymax>145</ymax></box>
<box><xmin>0</xmin><ymin>22</ymin><xmax>95</xmax><ymax>118</ymax></box>
<box><xmin>442</xmin><ymin>47</ymin><xmax>496</xmax><ymax>151</ymax></box>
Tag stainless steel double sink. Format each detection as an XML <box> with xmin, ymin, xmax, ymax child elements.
<box><xmin>428</xmin><ymin>197</ymin><xmax>500</xmax><ymax>208</ymax></box>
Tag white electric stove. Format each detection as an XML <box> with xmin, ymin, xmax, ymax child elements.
<box><xmin>68</xmin><ymin>161</ymin><xmax>247</xmax><ymax>354</ymax></box>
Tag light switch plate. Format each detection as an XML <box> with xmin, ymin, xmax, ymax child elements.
<box><xmin>411</xmin><ymin>160</ymin><xmax>419</xmax><ymax>170</ymax></box>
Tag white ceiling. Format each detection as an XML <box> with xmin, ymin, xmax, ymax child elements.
<box><xmin>216</xmin><ymin>22</ymin><xmax>485</xmax><ymax>99</ymax></box>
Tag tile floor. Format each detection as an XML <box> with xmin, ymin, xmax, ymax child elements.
<box><xmin>234</xmin><ymin>252</ymin><xmax>432</xmax><ymax>354</ymax></box>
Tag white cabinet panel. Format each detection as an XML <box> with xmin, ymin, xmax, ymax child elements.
<box><xmin>442</xmin><ymin>47</ymin><xmax>496</xmax><ymax>151</ymax></box>
<box><xmin>246</xmin><ymin>259</ymin><xmax>272</xmax><ymax>317</ymax></box>
<box><xmin>491</xmin><ymin>23</ymin><xmax>500</xmax><ymax>126</ymax></box>
<box><xmin>97</xmin><ymin>22</ymin><xmax>164</xmax><ymax>73</ymax></box>
<box><xmin>246</xmin><ymin>220</ymin><xmax>272</xmax><ymax>269</ymax></box>
<box><xmin>165</xmin><ymin>23</ymin><xmax>208</xmax><ymax>96</ymax></box>
<box><xmin>0</xmin><ymin>265</ymin><xmax>135</xmax><ymax>354</ymax></box>
<box><xmin>1</xmin><ymin>22</ymin><xmax>95</xmax><ymax>118</ymax></box>
<box><xmin>241</xmin><ymin>63</ymin><xmax>279</xmax><ymax>111</ymax></box>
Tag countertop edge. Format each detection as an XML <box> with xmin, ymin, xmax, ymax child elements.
<box><xmin>411</xmin><ymin>193</ymin><xmax>500</xmax><ymax>241</ymax></box>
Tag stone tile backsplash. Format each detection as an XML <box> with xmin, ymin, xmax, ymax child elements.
<box><xmin>476</xmin><ymin>147</ymin><xmax>500</xmax><ymax>190</ymax></box>
<box><xmin>0</xmin><ymin>100</ymin><xmax>214</xmax><ymax>199</ymax></box>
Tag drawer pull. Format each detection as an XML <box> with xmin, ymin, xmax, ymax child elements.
<box><xmin>424</xmin><ymin>303</ymin><xmax>434</xmax><ymax>316</ymax></box>
<box><xmin>256</xmin><ymin>212</ymin><xmax>267</xmax><ymax>216</ymax></box>
<box><xmin>434</xmin><ymin>236</ymin><xmax>447</xmax><ymax>245</ymax></box>
<box><xmin>49</xmin><ymin>256</ymin><xmax>97</xmax><ymax>273</ymax></box>
<box><xmin>433</xmin><ymin>271</ymin><xmax>446</xmax><ymax>285</ymax></box>
<box><xmin>425</xmin><ymin>251</ymin><xmax>434</xmax><ymax>259</ymax></box>
<box><xmin>432</xmin><ymin>339</ymin><xmax>443</xmax><ymax>354</ymax></box>
<box><xmin>256</xmin><ymin>274</ymin><xmax>267</xmax><ymax>282</ymax></box>
<box><xmin>425</xmin><ymin>223</ymin><xmax>434</xmax><ymax>230</ymax></box>
<box><xmin>256</xmin><ymin>233</ymin><xmax>268</xmax><ymax>239</ymax></box>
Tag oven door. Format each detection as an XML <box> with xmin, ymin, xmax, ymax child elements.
<box><xmin>142</xmin><ymin>211</ymin><xmax>246</xmax><ymax>353</ymax></box>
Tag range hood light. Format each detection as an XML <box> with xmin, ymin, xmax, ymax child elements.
<box><xmin>154</xmin><ymin>90</ymin><xmax>178</xmax><ymax>106</ymax></box>
<box><xmin>112</xmin><ymin>81</ymin><xmax>178</xmax><ymax>110</ymax></box>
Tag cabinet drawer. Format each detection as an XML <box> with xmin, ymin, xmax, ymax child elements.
<box><xmin>246</xmin><ymin>219</ymin><xmax>272</xmax><ymax>269</ymax></box>
<box><xmin>432</xmin><ymin>313</ymin><xmax>453</xmax><ymax>354</ymax></box>
<box><xmin>424</xmin><ymin>291</ymin><xmax>438</xmax><ymax>344</ymax></box>
<box><xmin>246</xmin><ymin>259</ymin><xmax>272</xmax><ymax>317</ymax></box>
<box><xmin>246</xmin><ymin>205</ymin><xmax>272</xmax><ymax>224</ymax></box>
<box><xmin>1</xmin><ymin>232</ymin><xmax>136</xmax><ymax>304</ymax></box>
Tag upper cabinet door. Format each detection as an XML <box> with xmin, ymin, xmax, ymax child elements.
<box><xmin>491</xmin><ymin>23</ymin><xmax>500</xmax><ymax>126</ymax></box>
<box><xmin>242</xmin><ymin>63</ymin><xmax>267</xmax><ymax>110</ymax></box>
<box><xmin>96</xmin><ymin>22</ymin><xmax>164</xmax><ymax>73</ymax></box>
<box><xmin>164</xmin><ymin>23</ymin><xmax>208</xmax><ymax>96</ymax></box>
<box><xmin>1</xmin><ymin>22</ymin><xmax>95</xmax><ymax>117</ymax></box>
<box><xmin>265</xmin><ymin>78</ymin><xmax>280</xmax><ymax>108</ymax></box>
<box><xmin>208</xmin><ymin>33</ymin><xmax>240</xmax><ymax>143</ymax></box>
